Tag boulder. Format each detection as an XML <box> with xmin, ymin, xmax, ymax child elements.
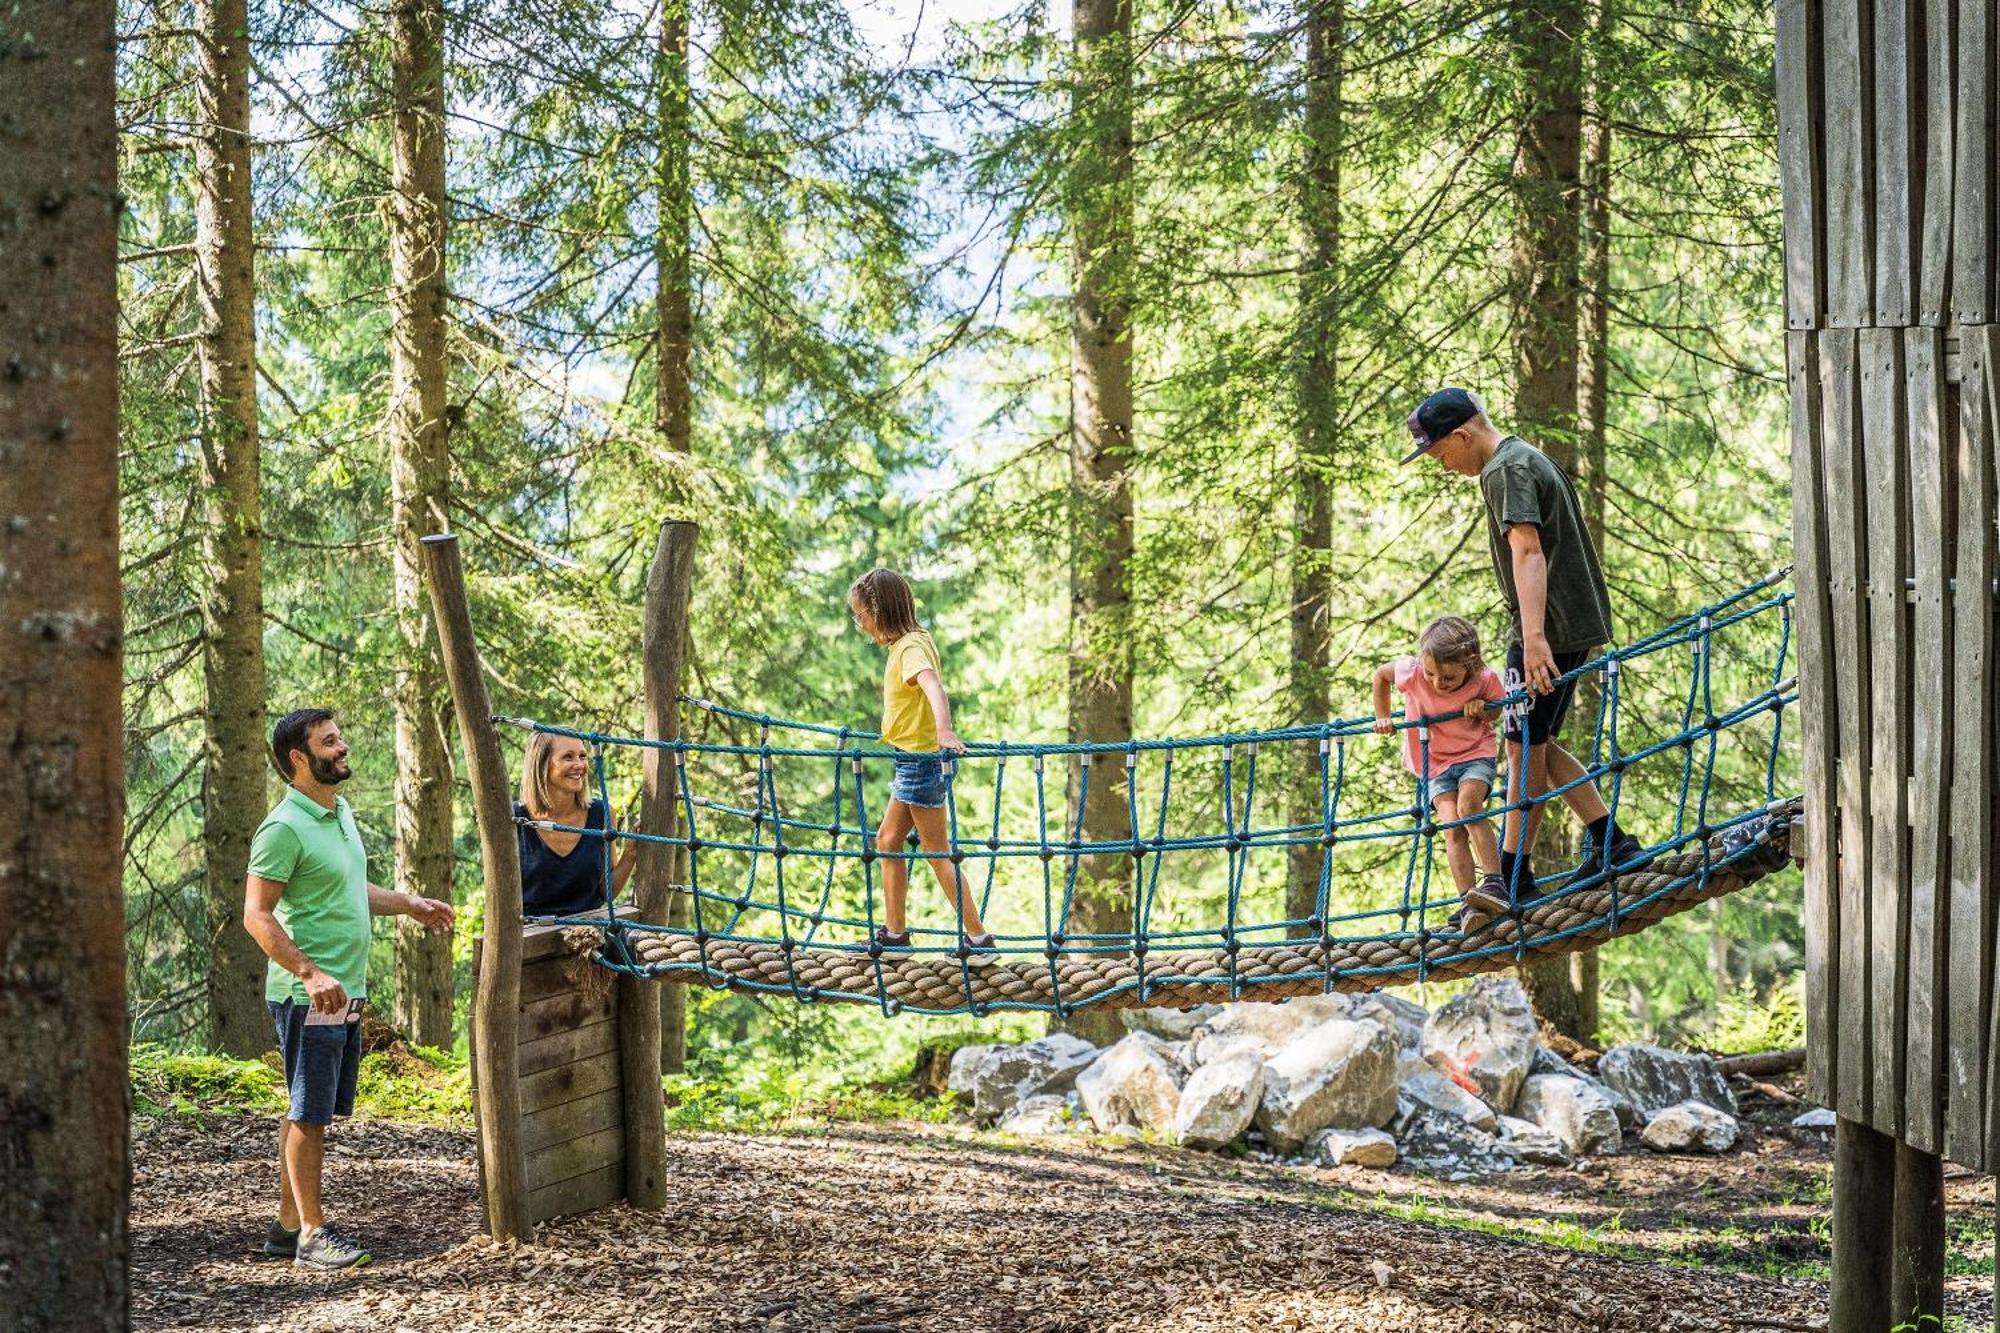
<box><xmin>1122</xmin><ymin>1005</ymin><xmax>1221</xmax><ymax>1043</ymax></box>
<box><xmin>1306</xmin><ymin>1126</ymin><xmax>1398</xmax><ymax>1169</ymax></box>
<box><xmin>1254</xmin><ymin>1017</ymin><xmax>1400</xmax><ymax>1153</ymax></box>
<box><xmin>1397</xmin><ymin>1105</ymin><xmax>1513</xmax><ymax>1175</ymax></box>
<box><xmin>1641</xmin><ymin>1101</ymin><xmax>1739</xmax><ymax>1154</ymax></box>
<box><xmin>1076</xmin><ymin>1032</ymin><xmax>1185</xmax><ymax>1135</ymax></box>
<box><xmin>1351</xmin><ymin>992</ymin><xmax>1429</xmax><ymax>1055</ymax></box>
<box><xmin>968</xmin><ymin>1033</ymin><xmax>1100</xmax><ymax>1125</ymax></box>
<box><xmin>947</xmin><ymin>1044</ymin><xmax>998</xmax><ymax>1106</ymax></box>
<box><xmin>1791</xmin><ymin>1107</ymin><xmax>1836</xmax><ymax>1131</ymax></box>
<box><xmin>1494</xmin><ymin>1114</ymin><xmax>1572</xmax><ymax>1167</ymax></box>
<box><xmin>1188</xmin><ymin>1001</ymin><xmax>1325</xmax><ymax>1068</ymax></box>
<box><xmin>1422</xmin><ymin>977</ymin><xmax>1539</xmax><ymax>1113</ymax></box>
<box><xmin>1173</xmin><ymin>1051</ymin><xmax>1264</xmax><ymax>1151</ymax></box>
<box><xmin>1515</xmin><ymin>1074</ymin><xmax>1623</xmax><ymax>1156</ymax></box>
<box><xmin>1530</xmin><ymin>1046</ymin><xmax>1572</xmax><ymax>1076</ymax></box>
<box><xmin>1596</xmin><ymin>1043</ymin><xmax>1737</xmax><ymax>1118</ymax></box>
<box><xmin>996</xmin><ymin>1093</ymin><xmax>1080</xmax><ymax>1136</ymax></box>
<box><xmin>1399</xmin><ymin>1068</ymin><xmax>1499</xmax><ymax>1133</ymax></box>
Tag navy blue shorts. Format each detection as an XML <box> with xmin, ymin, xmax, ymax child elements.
<box><xmin>1503</xmin><ymin>644</ymin><xmax>1592</xmax><ymax>745</ymax></box>
<box><xmin>889</xmin><ymin>754</ymin><xmax>949</xmax><ymax>808</ymax></box>
<box><xmin>270</xmin><ymin>998</ymin><xmax>363</xmax><ymax>1126</ymax></box>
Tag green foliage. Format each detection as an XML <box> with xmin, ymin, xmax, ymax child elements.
<box><xmin>662</xmin><ymin>1068</ymin><xmax>957</xmax><ymax>1134</ymax></box>
<box><xmin>129</xmin><ymin>1042</ymin><xmax>471</xmax><ymax>1126</ymax></box>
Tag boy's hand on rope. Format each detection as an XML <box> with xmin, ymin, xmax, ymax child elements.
<box><xmin>1520</xmin><ymin>634</ymin><xmax>1558</xmax><ymax>693</ymax></box>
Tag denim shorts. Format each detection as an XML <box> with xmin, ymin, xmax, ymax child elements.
<box><xmin>270</xmin><ymin>998</ymin><xmax>364</xmax><ymax>1126</ymax></box>
<box><xmin>1423</xmin><ymin>756</ymin><xmax>1498</xmax><ymax>808</ymax></box>
<box><xmin>889</xmin><ymin>754</ymin><xmax>949</xmax><ymax>808</ymax></box>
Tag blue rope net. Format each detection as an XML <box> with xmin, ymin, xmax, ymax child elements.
<box><xmin>505</xmin><ymin>571</ymin><xmax>1803</xmax><ymax>1018</ymax></box>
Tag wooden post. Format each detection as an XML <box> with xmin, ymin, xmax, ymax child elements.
<box><xmin>420</xmin><ymin>533</ymin><xmax>533</xmax><ymax>1242</ymax></box>
<box><xmin>1890</xmin><ymin>1141</ymin><xmax>1945</xmax><ymax>1329</ymax></box>
<box><xmin>623</xmin><ymin>520</ymin><xmax>694</xmax><ymax>1209</ymax></box>
<box><xmin>1831</xmin><ymin>1117</ymin><xmax>1896</xmax><ymax>1332</ymax></box>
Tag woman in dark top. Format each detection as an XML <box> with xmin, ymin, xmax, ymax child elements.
<box><xmin>517</xmin><ymin>731</ymin><xmax>638</xmax><ymax>916</ymax></box>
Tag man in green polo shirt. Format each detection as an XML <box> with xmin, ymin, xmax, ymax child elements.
<box><xmin>242</xmin><ymin>707</ymin><xmax>453</xmax><ymax>1271</ymax></box>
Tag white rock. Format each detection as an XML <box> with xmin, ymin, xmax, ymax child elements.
<box><xmin>947</xmin><ymin>1044</ymin><xmax>998</xmax><ymax>1105</ymax></box>
<box><xmin>1172</xmin><ymin>1051</ymin><xmax>1264</xmax><ymax>1150</ymax></box>
<box><xmin>969</xmin><ymin>1033</ymin><xmax>1100</xmax><ymax>1125</ymax></box>
<box><xmin>1188</xmin><ymin>1001</ymin><xmax>1324</xmax><ymax>1068</ymax></box>
<box><xmin>1305</xmin><ymin>1126</ymin><xmax>1398</xmax><ymax>1169</ymax></box>
<box><xmin>1075</xmin><ymin>1032</ymin><xmax>1185</xmax><ymax>1135</ymax></box>
<box><xmin>995</xmin><ymin>1093</ymin><xmax>1079</xmax><ymax>1136</ymax></box>
<box><xmin>1400</xmin><ymin>1068</ymin><xmax>1499</xmax><ymax>1132</ymax></box>
<box><xmin>1641</xmin><ymin>1100</ymin><xmax>1739</xmax><ymax>1154</ymax></box>
<box><xmin>1596</xmin><ymin>1043</ymin><xmax>1738</xmax><ymax>1118</ymax></box>
<box><xmin>1494</xmin><ymin>1114</ymin><xmax>1572</xmax><ymax>1166</ymax></box>
<box><xmin>1254</xmin><ymin>1017</ymin><xmax>1400</xmax><ymax>1153</ymax></box>
<box><xmin>1121</xmin><ymin>1005</ymin><xmax>1221</xmax><ymax>1042</ymax></box>
<box><xmin>1422</xmin><ymin>977</ymin><xmax>1539</xmax><ymax>1113</ymax></box>
<box><xmin>1791</xmin><ymin>1107</ymin><xmax>1837</xmax><ymax>1130</ymax></box>
<box><xmin>1514</xmin><ymin>1074</ymin><xmax>1623</xmax><ymax>1156</ymax></box>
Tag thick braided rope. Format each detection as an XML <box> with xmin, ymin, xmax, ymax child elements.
<box><xmin>619</xmin><ymin>800</ymin><xmax>1798</xmax><ymax>1014</ymax></box>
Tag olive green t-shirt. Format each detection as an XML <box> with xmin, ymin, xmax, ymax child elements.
<box><xmin>248</xmin><ymin>787</ymin><xmax>371</xmax><ymax>1004</ymax></box>
<box><xmin>1479</xmin><ymin>435</ymin><xmax>1614</xmax><ymax>654</ymax></box>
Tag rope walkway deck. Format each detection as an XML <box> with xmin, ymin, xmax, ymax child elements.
<box><xmin>509</xmin><ymin>571</ymin><xmax>1804</xmax><ymax>1018</ymax></box>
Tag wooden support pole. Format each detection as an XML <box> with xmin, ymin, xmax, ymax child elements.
<box><xmin>626</xmin><ymin>519</ymin><xmax>696</xmax><ymax>1208</ymax></box>
<box><xmin>1890</xmin><ymin>1141</ymin><xmax>1945</xmax><ymax>1329</ymax></box>
<box><xmin>420</xmin><ymin>533</ymin><xmax>534</xmax><ymax>1243</ymax></box>
<box><xmin>1830</xmin><ymin>1117</ymin><xmax>1896</xmax><ymax>1332</ymax></box>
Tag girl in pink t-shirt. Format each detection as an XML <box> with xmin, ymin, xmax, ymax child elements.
<box><xmin>1372</xmin><ymin>615</ymin><xmax>1509</xmax><ymax>925</ymax></box>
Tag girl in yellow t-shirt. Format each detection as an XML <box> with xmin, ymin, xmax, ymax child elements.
<box><xmin>848</xmin><ymin>567</ymin><xmax>994</xmax><ymax>951</ymax></box>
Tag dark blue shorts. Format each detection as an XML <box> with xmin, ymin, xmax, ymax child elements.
<box><xmin>270</xmin><ymin>998</ymin><xmax>363</xmax><ymax>1126</ymax></box>
<box><xmin>889</xmin><ymin>754</ymin><xmax>949</xmax><ymax>808</ymax></box>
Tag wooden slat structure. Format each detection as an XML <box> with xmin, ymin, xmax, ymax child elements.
<box><xmin>473</xmin><ymin>916</ymin><xmax>640</xmax><ymax>1226</ymax></box>
<box><xmin>1778</xmin><ymin>4</ymin><xmax>1998</xmax><ymax>1325</ymax></box>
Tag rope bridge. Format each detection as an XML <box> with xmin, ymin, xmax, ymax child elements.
<box><xmin>505</xmin><ymin>571</ymin><xmax>1802</xmax><ymax>1018</ymax></box>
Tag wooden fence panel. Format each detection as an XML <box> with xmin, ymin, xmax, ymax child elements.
<box><xmin>1825</xmin><ymin>1</ymin><xmax>1876</xmax><ymax>326</ymax></box>
<box><xmin>1902</xmin><ymin>326</ymin><xmax>1954</xmax><ymax>1152</ymax></box>
<box><xmin>1918</xmin><ymin>0</ymin><xmax>1957</xmax><ymax>323</ymax></box>
<box><xmin>1953</xmin><ymin>327</ymin><xmax>1998</xmax><ymax>1169</ymax></box>
<box><xmin>1779</xmin><ymin>0</ymin><xmax>1828</xmax><ymax>328</ymax></box>
<box><xmin>1820</xmin><ymin>329</ymin><xmax>1875</xmax><ymax>1120</ymax></box>
<box><xmin>1861</xmin><ymin>329</ymin><xmax>1911</xmax><ymax>1137</ymax></box>
<box><xmin>1955</xmin><ymin>0</ymin><xmax>1995</xmax><ymax>323</ymax></box>
<box><xmin>1874</xmin><ymin>0</ymin><xmax>1922</xmax><ymax>323</ymax></box>
<box><xmin>1791</xmin><ymin>331</ymin><xmax>1841</xmax><ymax>1107</ymax></box>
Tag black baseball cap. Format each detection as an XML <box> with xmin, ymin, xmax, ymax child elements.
<box><xmin>1401</xmin><ymin>387</ymin><xmax>1483</xmax><ymax>463</ymax></box>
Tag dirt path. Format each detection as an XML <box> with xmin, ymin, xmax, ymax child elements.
<box><xmin>130</xmin><ymin>1108</ymin><xmax>1996</xmax><ymax>1333</ymax></box>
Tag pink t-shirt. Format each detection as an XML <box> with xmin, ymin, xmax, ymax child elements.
<box><xmin>1392</xmin><ymin>656</ymin><xmax>1505</xmax><ymax>778</ymax></box>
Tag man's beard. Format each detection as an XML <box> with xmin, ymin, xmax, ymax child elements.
<box><xmin>309</xmin><ymin>753</ymin><xmax>351</xmax><ymax>786</ymax></box>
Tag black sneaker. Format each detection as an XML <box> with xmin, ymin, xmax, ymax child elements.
<box><xmin>1567</xmin><ymin>827</ymin><xmax>1649</xmax><ymax>888</ymax></box>
<box><xmin>261</xmin><ymin>1221</ymin><xmax>299</xmax><ymax>1259</ymax></box>
<box><xmin>294</xmin><ymin>1224</ymin><xmax>371</xmax><ymax>1271</ymax></box>
<box><xmin>1463</xmin><ymin>873</ymin><xmax>1510</xmax><ymax>917</ymax></box>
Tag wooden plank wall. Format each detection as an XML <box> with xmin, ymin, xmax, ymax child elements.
<box><xmin>477</xmin><ymin>921</ymin><xmax>631</xmax><ymax>1226</ymax></box>
<box><xmin>1779</xmin><ymin>0</ymin><xmax>2000</xmax><ymax>1169</ymax></box>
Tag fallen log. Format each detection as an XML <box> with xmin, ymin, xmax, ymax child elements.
<box><xmin>1714</xmin><ymin>1048</ymin><xmax>1806</xmax><ymax>1077</ymax></box>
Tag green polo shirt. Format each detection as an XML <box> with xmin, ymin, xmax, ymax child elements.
<box><xmin>248</xmin><ymin>787</ymin><xmax>371</xmax><ymax>1004</ymax></box>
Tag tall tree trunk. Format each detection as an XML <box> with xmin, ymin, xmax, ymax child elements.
<box><xmin>1287</xmin><ymin>1</ymin><xmax>1342</xmax><ymax>931</ymax></box>
<box><xmin>656</xmin><ymin>0</ymin><xmax>695</xmax><ymax>1074</ymax></box>
<box><xmin>1507</xmin><ymin>0</ymin><xmax>1588</xmax><ymax>1040</ymax></box>
<box><xmin>1568</xmin><ymin>0</ymin><xmax>1614</xmax><ymax>1041</ymax></box>
<box><xmin>388</xmin><ymin>0</ymin><xmax>455</xmax><ymax>1047</ymax></box>
<box><xmin>194</xmin><ymin>0</ymin><xmax>271</xmax><ymax>1057</ymax></box>
<box><xmin>0</xmin><ymin>2</ymin><xmax>130</xmax><ymax>1321</ymax></box>
<box><xmin>1063</xmin><ymin>0</ymin><xmax>1137</xmax><ymax>1045</ymax></box>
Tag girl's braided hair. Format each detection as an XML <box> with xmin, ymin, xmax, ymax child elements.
<box><xmin>1418</xmin><ymin>614</ymin><xmax>1484</xmax><ymax>673</ymax></box>
<box><xmin>848</xmin><ymin>568</ymin><xmax>922</xmax><ymax>639</ymax></box>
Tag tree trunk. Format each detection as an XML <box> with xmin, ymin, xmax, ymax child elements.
<box><xmin>1508</xmin><ymin>0</ymin><xmax>1588</xmax><ymax>1039</ymax></box>
<box><xmin>0</xmin><ymin>3</ymin><xmax>131</xmax><ymax>1320</ymax></box>
<box><xmin>1287</xmin><ymin>0</ymin><xmax>1341</xmax><ymax>931</ymax></box>
<box><xmin>193</xmin><ymin>0</ymin><xmax>272</xmax><ymax>1058</ymax></box>
<box><xmin>388</xmin><ymin>0</ymin><xmax>455</xmax><ymax>1048</ymax></box>
<box><xmin>656</xmin><ymin>0</ymin><xmax>694</xmax><ymax>1074</ymax></box>
<box><xmin>1063</xmin><ymin>0</ymin><xmax>1137</xmax><ymax>1045</ymax></box>
<box><xmin>1565</xmin><ymin>0</ymin><xmax>1614</xmax><ymax>1042</ymax></box>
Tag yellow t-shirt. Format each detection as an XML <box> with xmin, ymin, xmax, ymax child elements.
<box><xmin>881</xmin><ymin>629</ymin><xmax>941</xmax><ymax>751</ymax></box>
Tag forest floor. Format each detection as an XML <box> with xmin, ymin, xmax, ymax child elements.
<box><xmin>131</xmin><ymin>1075</ymin><xmax>1996</xmax><ymax>1333</ymax></box>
